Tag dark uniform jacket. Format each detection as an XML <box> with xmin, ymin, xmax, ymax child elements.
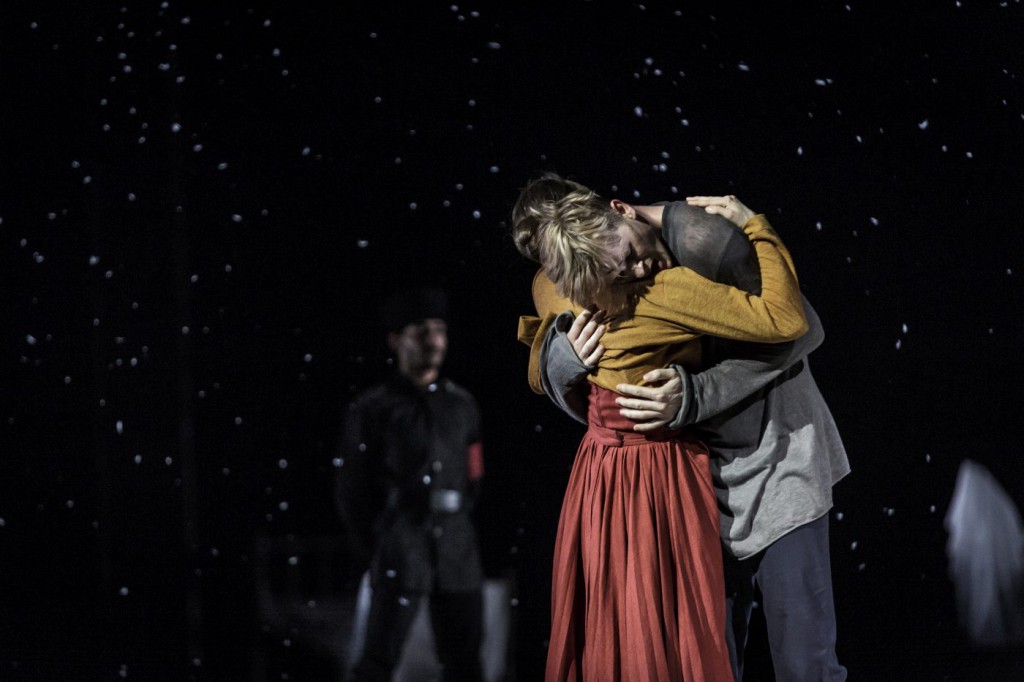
<box><xmin>336</xmin><ymin>374</ymin><xmax>484</xmax><ymax>593</ymax></box>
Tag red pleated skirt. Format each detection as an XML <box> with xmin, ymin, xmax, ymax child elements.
<box><xmin>545</xmin><ymin>385</ymin><xmax>732</xmax><ymax>682</ymax></box>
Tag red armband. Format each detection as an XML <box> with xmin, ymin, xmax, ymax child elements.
<box><xmin>466</xmin><ymin>442</ymin><xmax>484</xmax><ymax>481</ymax></box>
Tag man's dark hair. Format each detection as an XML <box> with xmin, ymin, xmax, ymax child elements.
<box><xmin>378</xmin><ymin>286</ymin><xmax>449</xmax><ymax>333</ymax></box>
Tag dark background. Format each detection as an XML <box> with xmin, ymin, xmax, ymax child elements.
<box><xmin>3</xmin><ymin>1</ymin><xmax>1023</xmax><ymax>680</ymax></box>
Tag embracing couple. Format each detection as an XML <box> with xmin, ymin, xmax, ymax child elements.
<box><xmin>513</xmin><ymin>173</ymin><xmax>849</xmax><ymax>682</ymax></box>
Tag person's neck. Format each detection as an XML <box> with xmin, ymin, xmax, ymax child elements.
<box><xmin>632</xmin><ymin>204</ymin><xmax>675</xmax><ymax>265</ymax></box>
<box><xmin>632</xmin><ymin>204</ymin><xmax>665</xmax><ymax>231</ymax></box>
<box><xmin>402</xmin><ymin>368</ymin><xmax>440</xmax><ymax>388</ymax></box>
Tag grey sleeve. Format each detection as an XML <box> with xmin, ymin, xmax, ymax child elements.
<box><xmin>539</xmin><ymin>311</ymin><xmax>591</xmax><ymax>425</ymax></box>
<box><xmin>668</xmin><ymin>295</ymin><xmax>825</xmax><ymax>429</ymax></box>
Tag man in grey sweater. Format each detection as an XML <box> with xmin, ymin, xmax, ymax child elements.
<box><xmin>515</xmin><ymin>174</ymin><xmax>849</xmax><ymax>681</ymax></box>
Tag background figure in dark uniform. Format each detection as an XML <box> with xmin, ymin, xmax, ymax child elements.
<box><xmin>336</xmin><ymin>286</ymin><xmax>485</xmax><ymax>681</ymax></box>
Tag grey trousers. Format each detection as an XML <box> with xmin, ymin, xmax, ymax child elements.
<box><xmin>724</xmin><ymin>513</ymin><xmax>847</xmax><ymax>681</ymax></box>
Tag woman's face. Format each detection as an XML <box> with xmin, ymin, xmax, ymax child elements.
<box><xmin>603</xmin><ymin>219</ymin><xmax>672</xmax><ymax>285</ymax></box>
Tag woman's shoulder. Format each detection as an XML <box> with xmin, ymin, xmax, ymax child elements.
<box><xmin>531</xmin><ymin>268</ymin><xmax>574</xmax><ymax>317</ymax></box>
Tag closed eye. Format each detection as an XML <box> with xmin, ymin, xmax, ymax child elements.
<box><xmin>613</xmin><ymin>244</ymin><xmax>635</xmax><ymax>281</ymax></box>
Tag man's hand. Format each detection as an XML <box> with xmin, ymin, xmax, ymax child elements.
<box><xmin>615</xmin><ymin>368</ymin><xmax>682</xmax><ymax>433</ymax></box>
<box><xmin>568</xmin><ymin>306</ymin><xmax>606</xmax><ymax>366</ymax></box>
<box><xmin>686</xmin><ymin>194</ymin><xmax>755</xmax><ymax>228</ymax></box>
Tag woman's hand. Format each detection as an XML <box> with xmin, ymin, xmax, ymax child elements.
<box><xmin>568</xmin><ymin>306</ymin><xmax>606</xmax><ymax>367</ymax></box>
<box><xmin>686</xmin><ymin>194</ymin><xmax>755</xmax><ymax>228</ymax></box>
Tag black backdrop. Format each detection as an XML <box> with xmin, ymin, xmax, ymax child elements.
<box><xmin>3</xmin><ymin>1</ymin><xmax>1023</xmax><ymax>680</ymax></box>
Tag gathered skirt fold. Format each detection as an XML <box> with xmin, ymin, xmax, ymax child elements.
<box><xmin>546</xmin><ymin>386</ymin><xmax>732</xmax><ymax>682</ymax></box>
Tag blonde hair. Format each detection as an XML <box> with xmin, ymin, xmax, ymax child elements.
<box><xmin>511</xmin><ymin>172</ymin><xmax>626</xmax><ymax>305</ymax></box>
<box><xmin>510</xmin><ymin>172</ymin><xmax>590</xmax><ymax>262</ymax></box>
<box><xmin>537</xmin><ymin>198</ymin><xmax>623</xmax><ymax>307</ymax></box>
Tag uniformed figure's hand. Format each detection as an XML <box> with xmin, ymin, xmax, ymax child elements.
<box><xmin>686</xmin><ymin>194</ymin><xmax>756</xmax><ymax>228</ymax></box>
<box><xmin>568</xmin><ymin>305</ymin><xmax>606</xmax><ymax>367</ymax></box>
<box><xmin>615</xmin><ymin>368</ymin><xmax>682</xmax><ymax>433</ymax></box>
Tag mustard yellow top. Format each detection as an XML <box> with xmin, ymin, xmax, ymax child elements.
<box><xmin>516</xmin><ymin>214</ymin><xmax>808</xmax><ymax>393</ymax></box>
